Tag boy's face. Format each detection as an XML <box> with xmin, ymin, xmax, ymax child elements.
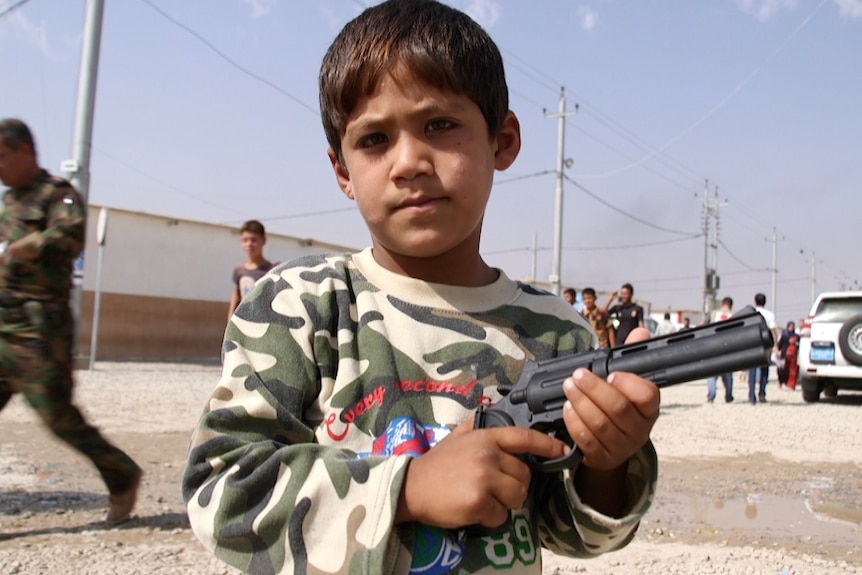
<box><xmin>619</xmin><ymin>287</ymin><xmax>632</xmax><ymax>304</ymax></box>
<box><xmin>240</xmin><ymin>231</ymin><xmax>265</xmax><ymax>260</ymax></box>
<box><xmin>329</xmin><ymin>70</ymin><xmax>520</xmax><ymax>273</ymax></box>
<box><xmin>582</xmin><ymin>293</ymin><xmax>596</xmax><ymax>308</ymax></box>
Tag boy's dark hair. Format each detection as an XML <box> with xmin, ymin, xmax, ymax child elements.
<box><xmin>0</xmin><ymin>118</ymin><xmax>36</xmax><ymax>155</ymax></box>
<box><xmin>621</xmin><ymin>283</ymin><xmax>634</xmax><ymax>294</ymax></box>
<box><xmin>663</xmin><ymin>312</ymin><xmax>671</xmax><ymax>320</ymax></box>
<box><xmin>563</xmin><ymin>287</ymin><xmax>576</xmax><ymax>297</ymax></box>
<box><xmin>319</xmin><ymin>0</ymin><xmax>509</xmax><ymax>164</ymax></box>
<box><xmin>582</xmin><ymin>287</ymin><xmax>596</xmax><ymax>297</ymax></box>
<box><xmin>754</xmin><ymin>293</ymin><xmax>766</xmax><ymax>306</ymax></box>
<box><xmin>721</xmin><ymin>296</ymin><xmax>733</xmax><ymax>308</ymax></box>
<box><xmin>240</xmin><ymin>219</ymin><xmax>266</xmax><ymax>236</ymax></box>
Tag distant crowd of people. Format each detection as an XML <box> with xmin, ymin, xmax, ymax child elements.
<box><xmin>561</xmin><ymin>285</ymin><xmax>798</xmax><ymax>406</ymax></box>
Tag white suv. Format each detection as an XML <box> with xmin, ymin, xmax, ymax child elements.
<box><xmin>798</xmin><ymin>291</ymin><xmax>862</xmax><ymax>402</ymax></box>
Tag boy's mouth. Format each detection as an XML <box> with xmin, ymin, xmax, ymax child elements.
<box><xmin>397</xmin><ymin>195</ymin><xmax>443</xmax><ymax>209</ymax></box>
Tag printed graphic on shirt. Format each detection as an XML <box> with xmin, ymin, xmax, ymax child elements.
<box><xmin>238</xmin><ymin>275</ymin><xmax>257</xmax><ymax>298</ymax></box>
<box><xmin>360</xmin><ymin>416</ymin><xmax>539</xmax><ymax>574</ymax></box>
<box><xmin>360</xmin><ymin>416</ymin><xmax>462</xmax><ymax>575</ymax></box>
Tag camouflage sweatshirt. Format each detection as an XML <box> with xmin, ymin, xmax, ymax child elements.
<box><xmin>183</xmin><ymin>249</ymin><xmax>658</xmax><ymax>575</ymax></box>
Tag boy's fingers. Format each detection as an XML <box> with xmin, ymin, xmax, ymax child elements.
<box><xmin>449</xmin><ymin>414</ymin><xmax>476</xmax><ymax>435</ymax></box>
<box><xmin>487</xmin><ymin>471</ymin><xmax>531</xmax><ymax>515</ymax></box>
<box><xmin>567</xmin><ymin>369</ymin><xmax>659</xmax><ymax>418</ymax></box>
<box><xmin>623</xmin><ymin>327</ymin><xmax>651</xmax><ymax>344</ymax></box>
<box><xmin>607</xmin><ymin>372</ymin><xmax>661</xmax><ymax>416</ymax></box>
<box><xmin>488</xmin><ymin>425</ymin><xmax>569</xmax><ymax>460</ymax></box>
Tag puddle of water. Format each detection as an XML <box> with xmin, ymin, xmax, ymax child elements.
<box><xmin>661</xmin><ymin>493</ymin><xmax>861</xmax><ymax>546</ymax></box>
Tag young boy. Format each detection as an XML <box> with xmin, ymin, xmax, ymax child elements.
<box><xmin>227</xmin><ymin>219</ymin><xmax>274</xmax><ymax>321</ymax></box>
<box><xmin>581</xmin><ymin>287</ymin><xmax>616</xmax><ymax>348</ymax></box>
<box><xmin>183</xmin><ymin>2</ymin><xmax>659</xmax><ymax>573</ymax></box>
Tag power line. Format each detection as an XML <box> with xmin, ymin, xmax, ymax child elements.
<box><xmin>483</xmin><ymin>235</ymin><xmax>698</xmax><ymax>256</ymax></box>
<box><xmin>138</xmin><ymin>0</ymin><xmax>318</xmax><ymax>115</ymax></box>
<box><xmin>563</xmin><ymin>173</ymin><xmax>699</xmax><ymax>237</ymax></box>
<box><xmin>718</xmin><ymin>239</ymin><xmax>768</xmax><ymax>273</ymax></box>
<box><xmin>494</xmin><ymin>170</ymin><xmax>554</xmax><ymax>186</ymax></box>
<box><xmin>0</xmin><ymin>0</ymin><xmax>31</xmax><ymax>19</ymax></box>
<box><xmin>92</xmin><ymin>145</ymin><xmax>241</xmax><ymax>215</ymax></box>
<box><xmin>566</xmin><ymin>236</ymin><xmax>698</xmax><ymax>251</ymax></box>
<box><xmin>221</xmin><ymin>207</ymin><xmax>358</xmax><ymax>225</ymax></box>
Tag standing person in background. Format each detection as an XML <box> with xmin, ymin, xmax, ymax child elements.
<box><xmin>679</xmin><ymin>317</ymin><xmax>691</xmax><ymax>331</ymax></box>
<box><xmin>227</xmin><ymin>219</ymin><xmax>274</xmax><ymax>321</ymax></box>
<box><xmin>607</xmin><ymin>283</ymin><xmax>645</xmax><ymax>345</ymax></box>
<box><xmin>562</xmin><ymin>286</ymin><xmax>583</xmax><ymax>313</ymax></box>
<box><xmin>748</xmin><ymin>292</ymin><xmax>779</xmax><ymax>404</ymax></box>
<box><xmin>0</xmin><ymin>118</ymin><xmax>142</xmax><ymax>525</ymax></box>
<box><xmin>784</xmin><ymin>327</ymin><xmax>800</xmax><ymax>391</ymax></box>
<box><xmin>581</xmin><ymin>287</ymin><xmax>615</xmax><ymax>348</ymax></box>
<box><xmin>777</xmin><ymin>321</ymin><xmax>799</xmax><ymax>390</ymax></box>
<box><xmin>654</xmin><ymin>312</ymin><xmax>676</xmax><ymax>336</ymax></box>
<box><xmin>706</xmin><ymin>297</ymin><xmax>735</xmax><ymax>403</ymax></box>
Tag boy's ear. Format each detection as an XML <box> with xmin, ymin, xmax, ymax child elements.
<box><xmin>493</xmin><ymin>111</ymin><xmax>521</xmax><ymax>171</ymax></box>
<box><xmin>328</xmin><ymin>147</ymin><xmax>354</xmax><ymax>200</ymax></box>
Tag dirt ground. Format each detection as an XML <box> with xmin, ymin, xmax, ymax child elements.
<box><xmin>0</xmin><ymin>363</ymin><xmax>860</xmax><ymax>574</ymax></box>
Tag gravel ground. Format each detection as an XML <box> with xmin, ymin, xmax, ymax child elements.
<box><xmin>0</xmin><ymin>362</ymin><xmax>860</xmax><ymax>575</ymax></box>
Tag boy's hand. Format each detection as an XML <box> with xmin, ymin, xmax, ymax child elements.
<box><xmin>561</xmin><ymin>368</ymin><xmax>659</xmax><ymax>472</ymax></box>
<box><xmin>562</xmin><ymin>325</ymin><xmax>657</xmax><ymax>471</ymax></box>
<box><xmin>395</xmin><ymin>418</ymin><xmax>570</xmax><ymax>529</ymax></box>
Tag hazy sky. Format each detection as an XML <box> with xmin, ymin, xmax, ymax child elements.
<box><xmin>2</xmin><ymin>0</ymin><xmax>860</xmax><ymax>324</ymax></box>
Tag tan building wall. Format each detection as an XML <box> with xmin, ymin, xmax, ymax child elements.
<box><xmin>77</xmin><ymin>291</ymin><xmax>225</xmax><ymax>361</ymax></box>
<box><xmin>76</xmin><ymin>206</ymin><xmax>357</xmax><ymax>362</ymax></box>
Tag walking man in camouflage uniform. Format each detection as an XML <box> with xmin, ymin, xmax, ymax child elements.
<box><xmin>0</xmin><ymin>118</ymin><xmax>141</xmax><ymax>524</ymax></box>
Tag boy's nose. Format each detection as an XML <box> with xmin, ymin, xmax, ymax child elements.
<box><xmin>390</xmin><ymin>133</ymin><xmax>433</xmax><ymax>180</ymax></box>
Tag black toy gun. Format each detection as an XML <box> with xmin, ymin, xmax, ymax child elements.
<box><xmin>473</xmin><ymin>305</ymin><xmax>774</xmax><ymax>472</ymax></box>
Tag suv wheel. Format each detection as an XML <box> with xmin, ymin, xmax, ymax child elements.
<box><xmin>800</xmin><ymin>375</ymin><xmax>821</xmax><ymax>403</ymax></box>
<box><xmin>838</xmin><ymin>314</ymin><xmax>862</xmax><ymax>366</ymax></box>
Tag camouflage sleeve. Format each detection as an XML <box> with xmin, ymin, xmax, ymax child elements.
<box><xmin>182</xmin><ymin>272</ymin><xmax>412</xmax><ymax>575</ymax></box>
<box><xmin>18</xmin><ymin>180</ymin><xmax>85</xmax><ymax>257</ymax></box>
<box><xmin>536</xmin><ymin>441</ymin><xmax>657</xmax><ymax>557</ymax></box>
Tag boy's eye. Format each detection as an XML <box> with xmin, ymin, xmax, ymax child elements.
<box><xmin>357</xmin><ymin>133</ymin><xmax>387</xmax><ymax>149</ymax></box>
<box><xmin>427</xmin><ymin>118</ymin><xmax>455</xmax><ymax>133</ymax></box>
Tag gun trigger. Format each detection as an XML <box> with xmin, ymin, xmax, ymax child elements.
<box><xmin>473</xmin><ymin>404</ymin><xmax>486</xmax><ymax>430</ymax></box>
<box><xmin>536</xmin><ymin>447</ymin><xmax>584</xmax><ymax>473</ymax></box>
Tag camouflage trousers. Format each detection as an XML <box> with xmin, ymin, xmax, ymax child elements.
<box><xmin>0</xmin><ymin>304</ymin><xmax>140</xmax><ymax>495</ymax></box>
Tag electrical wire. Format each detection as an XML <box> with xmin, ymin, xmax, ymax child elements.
<box><xmin>138</xmin><ymin>0</ymin><xmax>318</xmax><ymax>115</ymax></box>
<box><xmin>563</xmin><ymin>173</ymin><xmax>700</xmax><ymax>237</ymax></box>
<box><xmin>483</xmin><ymin>235</ymin><xmax>699</xmax><ymax>256</ymax></box>
<box><xmin>718</xmin><ymin>239</ymin><xmax>769</xmax><ymax>272</ymax></box>
<box><xmin>0</xmin><ymin>0</ymin><xmax>31</xmax><ymax>19</ymax></box>
<box><xmin>221</xmin><ymin>207</ymin><xmax>359</xmax><ymax>226</ymax></box>
<box><xmin>494</xmin><ymin>170</ymin><xmax>554</xmax><ymax>185</ymax></box>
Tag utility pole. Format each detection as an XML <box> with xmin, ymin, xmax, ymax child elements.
<box><xmin>836</xmin><ymin>270</ymin><xmax>847</xmax><ymax>292</ymax></box>
<box><xmin>800</xmin><ymin>249</ymin><xmax>820</xmax><ymax>304</ymax></box>
<box><xmin>543</xmin><ymin>88</ymin><xmax>578</xmax><ymax>296</ymax></box>
<box><xmin>64</xmin><ymin>0</ymin><xmax>105</xmax><ymax>364</ymax></box>
<box><xmin>810</xmin><ymin>252</ymin><xmax>818</xmax><ymax>303</ymax></box>
<box><xmin>530</xmin><ymin>232</ymin><xmax>538</xmax><ymax>283</ymax></box>
<box><xmin>768</xmin><ymin>228</ymin><xmax>785</xmax><ymax>317</ymax></box>
<box><xmin>695</xmin><ymin>180</ymin><xmax>725</xmax><ymax>322</ymax></box>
